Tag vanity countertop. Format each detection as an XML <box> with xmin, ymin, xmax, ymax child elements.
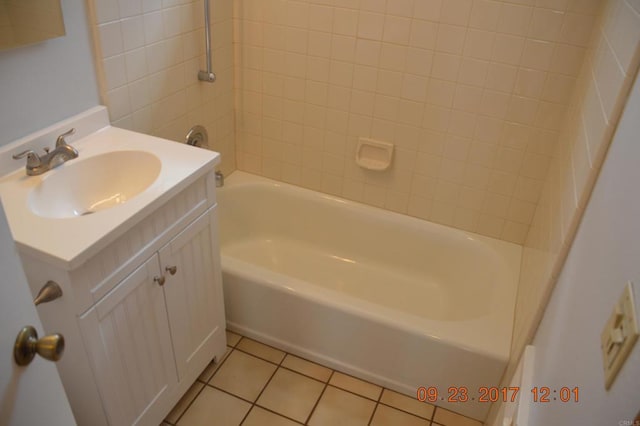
<box><xmin>0</xmin><ymin>125</ymin><xmax>219</xmax><ymax>270</ymax></box>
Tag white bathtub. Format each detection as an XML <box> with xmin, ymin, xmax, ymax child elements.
<box><xmin>218</xmin><ymin>171</ymin><xmax>521</xmax><ymax>421</ymax></box>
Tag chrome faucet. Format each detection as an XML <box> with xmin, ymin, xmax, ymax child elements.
<box><xmin>13</xmin><ymin>128</ymin><xmax>79</xmax><ymax>176</ymax></box>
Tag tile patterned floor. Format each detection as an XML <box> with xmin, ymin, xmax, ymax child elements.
<box><xmin>162</xmin><ymin>331</ymin><xmax>483</xmax><ymax>426</ymax></box>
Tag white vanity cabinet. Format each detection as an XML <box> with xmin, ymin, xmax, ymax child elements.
<box><xmin>19</xmin><ymin>170</ymin><xmax>227</xmax><ymax>426</ymax></box>
<box><xmin>78</xmin><ymin>254</ymin><xmax>178</xmax><ymax>426</ymax></box>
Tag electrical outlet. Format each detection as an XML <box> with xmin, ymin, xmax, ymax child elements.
<box><xmin>600</xmin><ymin>282</ymin><xmax>639</xmax><ymax>390</ymax></box>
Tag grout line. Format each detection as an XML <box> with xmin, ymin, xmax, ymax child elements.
<box><xmin>208</xmin><ymin>383</ymin><xmax>257</xmax><ymax>405</ymax></box>
<box><xmin>233</xmin><ymin>338</ymin><xmax>288</xmax><ymax>365</ymax></box>
<box><xmin>324</xmin><ymin>383</ymin><xmax>381</xmax><ymax>403</ymax></box>
<box><xmin>367</xmin><ymin>383</ymin><xmax>385</xmax><ymax>425</ymax></box>
<box><xmin>303</xmin><ymin>370</ymin><xmax>334</xmax><ymax>425</ymax></box>
<box><xmin>172</xmin><ymin>380</ymin><xmax>209</xmax><ymax>425</ymax></box>
<box><xmin>245</xmin><ymin>404</ymin><xmax>306</xmax><ymax>425</ymax></box>
<box><xmin>278</xmin><ymin>363</ymin><xmax>331</xmax><ymax>384</ymax></box>
<box><xmin>172</xmin><ymin>347</ymin><xmax>236</xmax><ymax>425</ymax></box>
<box><xmin>376</xmin><ymin>400</ymin><xmax>434</xmax><ymax>421</ymax></box>
<box><xmin>367</xmin><ymin>403</ymin><xmax>379</xmax><ymax>426</ymax></box>
<box><xmin>238</xmin><ymin>345</ymin><xmax>289</xmax><ymax>425</ymax></box>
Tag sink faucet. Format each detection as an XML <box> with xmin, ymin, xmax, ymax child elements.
<box><xmin>13</xmin><ymin>128</ymin><xmax>79</xmax><ymax>176</ymax></box>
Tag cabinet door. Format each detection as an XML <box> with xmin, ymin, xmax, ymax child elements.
<box><xmin>79</xmin><ymin>255</ymin><xmax>177</xmax><ymax>426</ymax></box>
<box><xmin>159</xmin><ymin>207</ymin><xmax>225</xmax><ymax>381</ymax></box>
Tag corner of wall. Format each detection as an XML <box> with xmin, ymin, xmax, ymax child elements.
<box><xmin>488</xmin><ymin>0</ymin><xmax>640</xmax><ymax>423</ymax></box>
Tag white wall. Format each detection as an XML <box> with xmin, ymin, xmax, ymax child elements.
<box><xmin>0</xmin><ymin>0</ymin><xmax>100</xmax><ymax>146</ymax></box>
<box><xmin>529</xmin><ymin>69</ymin><xmax>640</xmax><ymax>424</ymax></box>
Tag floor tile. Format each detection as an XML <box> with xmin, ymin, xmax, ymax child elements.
<box><xmin>281</xmin><ymin>354</ymin><xmax>332</xmax><ymax>382</ymax></box>
<box><xmin>380</xmin><ymin>389</ymin><xmax>434</xmax><ymax>419</ymax></box>
<box><xmin>328</xmin><ymin>372</ymin><xmax>382</xmax><ymax>401</ymax></box>
<box><xmin>241</xmin><ymin>406</ymin><xmax>301</xmax><ymax>426</ymax></box>
<box><xmin>370</xmin><ymin>404</ymin><xmax>430</xmax><ymax>426</ymax></box>
<box><xmin>237</xmin><ymin>338</ymin><xmax>286</xmax><ymax>364</ymax></box>
<box><xmin>308</xmin><ymin>385</ymin><xmax>376</xmax><ymax>426</ymax></box>
<box><xmin>433</xmin><ymin>407</ymin><xmax>483</xmax><ymax>426</ymax></box>
<box><xmin>165</xmin><ymin>380</ymin><xmax>204</xmax><ymax>424</ymax></box>
<box><xmin>257</xmin><ymin>368</ymin><xmax>325</xmax><ymax>423</ymax></box>
<box><xmin>198</xmin><ymin>346</ymin><xmax>233</xmax><ymax>382</ymax></box>
<box><xmin>209</xmin><ymin>350</ymin><xmax>277</xmax><ymax>401</ymax></box>
<box><xmin>177</xmin><ymin>386</ymin><xmax>251</xmax><ymax>426</ymax></box>
<box><xmin>226</xmin><ymin>330</ymin><xmax>242</xmax><ymax>347</ymax></box>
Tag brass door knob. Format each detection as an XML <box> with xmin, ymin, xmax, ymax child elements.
<box><xmin>165</xmin><ymin>266</ymin><xmax>178</xmax><ymax>275</ymax></box>
<box><xmin>14</xmin><ymin>326</ymin><xmax>65</xmax><ymax>366</ymax></box>
<box><xmin>154</xmin><ymin>276</ymin><xmax>166</xmax><ymax>286</ymax></box>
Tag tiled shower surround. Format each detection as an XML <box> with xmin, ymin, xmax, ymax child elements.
<box><xmin>89</xmin><ymin>0</ymin><xmax>236</xmax><ymax>175</ymax></box>
<box><xmin>233</xmin><ymin>0</ymin><xmax>601</xmax><ymax>244</ymax></box>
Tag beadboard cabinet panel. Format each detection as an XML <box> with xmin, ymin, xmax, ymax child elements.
<box><xmin>160</xmin><ymin>207</ymin><xmax>226</xmax><ymax>381</ymax></box>
<box><xmin>79</xmin><ymin>255</ymin><xmax>177</xmax><ymax>426</ymax></box>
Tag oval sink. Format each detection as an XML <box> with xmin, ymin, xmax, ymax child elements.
<box><xmin>29</xmin><ymin>151</ymin><xmax>161</xmax><ymax>218</ymax></box>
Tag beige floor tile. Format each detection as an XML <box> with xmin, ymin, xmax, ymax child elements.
<box><xmin>237</xmin><ymin>338</ymin><xmax>286</xmax><ymax>364</ymax></box>
<box><xmin>257</xmin><ymin>368</ymin><xmax>325</xmax><ymax>423</ymax></box>
<box><xmin>328</xmin><ymin>372</ymin><xmax>382</xmax><ymax>401</ymax></box>
<box><xmin>308</xmin><ymin>386</ymin><xmax>376</xmax><ymax>426</ymax></box>
<box><xmin>370</xmin><ymin>404</ymin><xmax>430</xmax><ymax>426</ymax></box>
<box><xmin>433</xmin><ymin>408</ymin><xmax>483</xmax><ymax>426</ymax></box>
<box><xmin>379</xmin><ymin>389</ymin><xmax>434</xmax><ymax>419</ymax></box>
<box><xmin>226</xmin><ymin>330</ymin><xmax>242</xmax><ymax>347</ymax></box>
<box><xmin>177</xmin><ymin>386</ymin><xmax>250</xmax><ymax>426</ymax></box>
<box><xmin>281</xmin><ymin>354</ymin><xmax>332</xmax><ymax>382</ymax></box>
<box><xmin>209</xmin><ymin>350</ymin><xmax>277</xmax><ymax>401</ymax></box>
<box><xmin>242</xmin><ymin>406</ymin><xmax>301</xmax><ymax>426</ymax></box>
<box><xmin>198</xmin><ymin>346</ymin><xmax>233</xmax><ymax>382</ymax></box>
<box><xmin>164</xmin><ymin>380</ymin><xmax>204</xmax><ymax>424</ymax></box>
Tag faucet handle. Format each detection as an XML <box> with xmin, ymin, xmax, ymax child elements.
<box><xmin>12</xmin><ymin>150</ymin><xmax>42</xmax><ymax>167</ymax></box>
<box><xmin>55</xmin><ymin>128</ymin><xmax>76</xmax><ymax>147</ymax></box>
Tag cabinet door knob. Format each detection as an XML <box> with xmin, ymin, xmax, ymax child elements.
<box><xmin>154</xmin><ymin>276</ymin><xmax>166</xmax><ymax>286</ymax></box>
<box><xmin>34</xmin><ymin>280</ymin><xmax>63</xmax><ymax>306</ymax></box>
<box><xmin>14</xmin><ymin>326</ymin><xmax>65</xmax><ymax>366</ymax></box>
<box><xmin>165</xmin><ymin>266</ymin><xmax>178</xmax><ymax>275</ymax></box>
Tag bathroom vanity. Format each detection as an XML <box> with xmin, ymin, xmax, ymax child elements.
<box><xmin>0</xmin><ymin>108</ymin><xmax>226</xmax><ymax>425</ymax></box>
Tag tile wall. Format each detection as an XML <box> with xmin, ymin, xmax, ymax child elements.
<box><xmin>491</xmin><ymin>0</ymin><xmax>640</xmax><ymax>421</ymax></box>
<box><xmin>88</xmin><ymin>0</ymin><xmax>236</xmax><ymax>175</ymax></box>
<box><xmin>233</xmin><ymin>0</ymin><xmax>601</xmax><ymax>243</ymax></box>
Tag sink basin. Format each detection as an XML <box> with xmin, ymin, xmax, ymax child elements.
<box><xmin>29</xmin><ymin>151</ymin><xmax>161</xmax><ymax>218</ymax></box>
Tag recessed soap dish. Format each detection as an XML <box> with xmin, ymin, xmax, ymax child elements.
<box><xmin>356</xmin><ymin>138</ymin><xmax>394</xmax><ymax>171</ymax></box>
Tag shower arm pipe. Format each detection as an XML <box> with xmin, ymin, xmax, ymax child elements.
<box><xmin>198</xmin><ymin>0</ymin><xmax>216</xmax><ymax>83</ymax></box>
